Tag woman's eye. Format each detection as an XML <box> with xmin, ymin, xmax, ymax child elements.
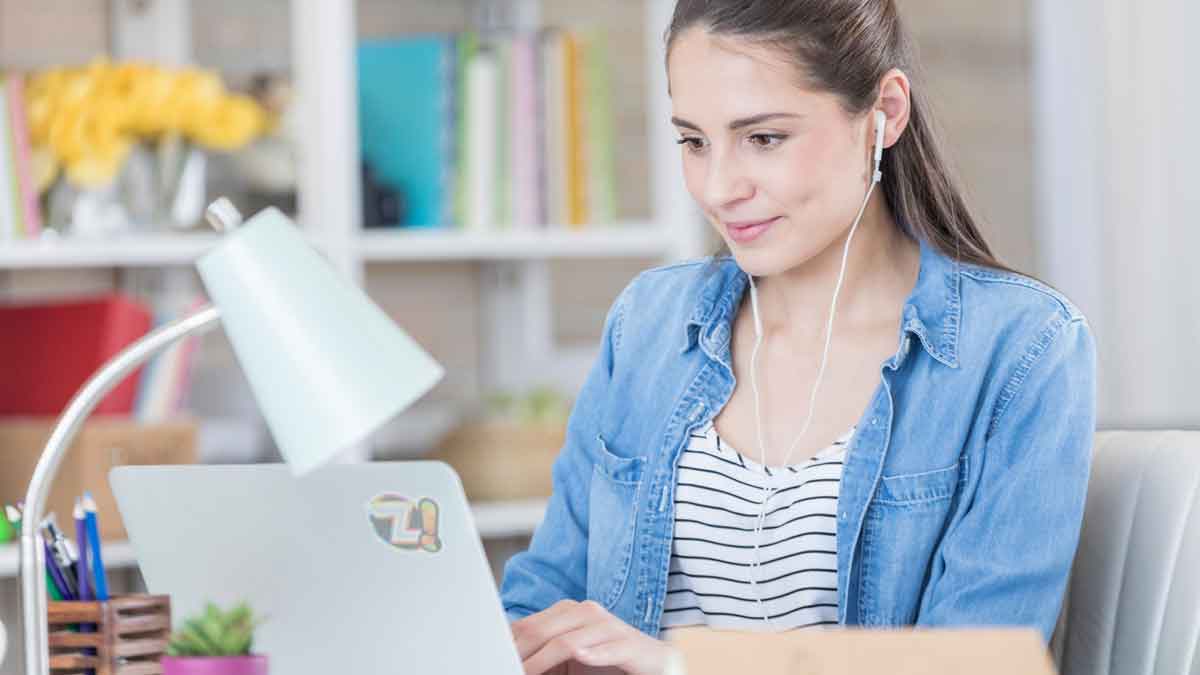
<box><xmin>748</xmin><ymin>133</ymin><xmax>787</xmax><ymax>149</ymax></box>
<box><xmin>675</xmin><ymin>136</ymin><xmax>706</xmax><ymax>152</ymax></box>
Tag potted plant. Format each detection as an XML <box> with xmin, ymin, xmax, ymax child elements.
<box><xmin>161</xmin><ymin>602</ymin><xmax>268</xmax><ymax>675</ymax></box>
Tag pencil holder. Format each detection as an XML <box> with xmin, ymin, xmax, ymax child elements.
<box><xmin>47</xmin><ymin>594</ymin><xmax>172</xmax><ymax>675</ymax></box>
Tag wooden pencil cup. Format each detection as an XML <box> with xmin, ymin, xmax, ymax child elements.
<box><xmin>48</xmin><ymin>594</ymin><xmax>172</xmax><ymax>675</ymax></box>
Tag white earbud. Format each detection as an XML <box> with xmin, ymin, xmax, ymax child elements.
<box><xmin>742</xmin><ymin>107</ymin><xmax>888</xmax><ymax>628</ymax></box>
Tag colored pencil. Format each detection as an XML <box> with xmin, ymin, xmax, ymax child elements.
<box><xmin>82</xmin><ymin>493</ymin><xmax>109</xmax><ymax>601</ymax></box>
<box><xmin>74</xmin><ymin>499</ymin><xmax>92</xmax><ymax>602</ymax></box>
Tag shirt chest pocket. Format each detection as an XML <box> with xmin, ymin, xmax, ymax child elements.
<box><xmin>859</xmin><ymin>458</ymin><xmax>967</xmax><ymax>625</ymax></box>
<box><xmin>586</xmin><ymin>435</ymin><xmax>645</xmax><ymax>609</ymax></box>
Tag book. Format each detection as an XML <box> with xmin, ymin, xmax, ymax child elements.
<box><xmin>6</xmin><ymin>75</ymin><xmax>42</xmax><ymax>238</ymax></box>
<box><xmin>358</xmin><ymin>36</ymin><xmax>455</xmax><ymax>228</ymax></box>
<box><xmin>0</xmin><ymin>75</ymin><xmax>18</xmax><ymax>240</ymax></box>
<box><xmin>0</xmin><ymin>294</ymin><xmax>154</xmax><ymax>417</ymax></box>
<box><xmin>509</xmin><ymin>32</ymin><xmax>542</xmax><ymax>230</ymax></box>
<box><xmin>582</xmin><ymin>31</ymin><xmax>618</xmax><ymax>225</ymax></box>
<box><xmin>540</xmin><ymin>29</ymin><xmax>568</xmax><ymax>227</ymax></box>
<box><xmin>563</xmin><ymin>31</ymin><xmax>587</xmax><ymax>228</ymax></box>
<box><xmin>464</xmin><ymin>46</ymin><xmax>499</xmax><ymax>231</ymax></box>
<box><xmin>453</xmin><ymin>32</ymin><xmax>479</xmax><ymax>229</ymax></box>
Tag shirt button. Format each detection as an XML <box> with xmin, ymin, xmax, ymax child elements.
<box><xmin>871</xmin><ymin>417</ymin><xmax>878</xmax><ymax>426</ymax></box>
<box><xmin>841</xmin><ymin>511</ymin><xmax>848</xmax><ymax>521</ymax></box>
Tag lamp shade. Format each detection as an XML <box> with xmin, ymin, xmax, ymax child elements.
<box><xmin>196</xmin><ymin>207</ymin><xmax>443</xmax><ymax>474</ymax></box>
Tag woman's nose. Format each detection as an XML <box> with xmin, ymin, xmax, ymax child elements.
<box><xmin>703</xmin><ymin>152</ymin><xmax>754</xmax><ymax>208</ymax></box>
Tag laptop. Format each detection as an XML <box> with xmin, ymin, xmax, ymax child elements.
<box><xmin>110</xmin><ymin>461</ymin><xmax>525</xmax><ymax>674</ymax></box>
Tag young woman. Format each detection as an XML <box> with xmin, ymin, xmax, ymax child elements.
<box><xmin>502</xmin><ymin>1</ymin><xmax>1096</xmax><ymax>673</ymax></box>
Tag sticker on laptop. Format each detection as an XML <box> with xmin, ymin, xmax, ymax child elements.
<box><xmin>367</xmin><ymin>493</ymin><xmax>442</xmax><ymax>553</ymax></box>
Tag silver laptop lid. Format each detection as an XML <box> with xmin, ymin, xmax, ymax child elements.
<box><xmin>110</xmin><ymin>461</ymin><xmax>524</xmax><ymax>674</ymax></box>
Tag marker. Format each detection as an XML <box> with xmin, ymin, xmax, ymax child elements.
<box><xmin>82</xmin><ymin>493</ymin><xmax>108</xmax><ymax>601</ymax></box>
<box><xmin>0</xmin><ymin>505</ymin><xmax>13</xmax><ymax>543</ymax></box>
<box><xmin>5</xmin><ymin>505</ymin><xmax>21</xmax><ymax>536</ymax></box>
<box><xmin>45</xmin><ymin>568</ymin><xmax>63</xmax><ymax>601</ymax></box>
<box><xmin>42</xmin><ymin>517</ymin><xmax>78</xmax><ymax>597</ymax></box>
<box><xmin>43</xmin><ymin>539</ymin><xmax>73</xmax><ymax>601</ymax></box>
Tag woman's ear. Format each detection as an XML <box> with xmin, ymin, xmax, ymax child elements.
<box><xmin>876</xmin><ymin>69</ymin><xmax>912</xmax><ymax>149</ymax></box>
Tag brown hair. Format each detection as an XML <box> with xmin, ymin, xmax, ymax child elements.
<box><xmin>666</xmin><ymin>0</ymin><xmax>1017</xmax><ymax>274</ymax></box>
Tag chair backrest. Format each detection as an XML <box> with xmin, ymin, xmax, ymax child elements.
<box><xmin>1052</xmin><ymin>431</ymin><xmax>1200</xmax><ymax>675</ymax></box>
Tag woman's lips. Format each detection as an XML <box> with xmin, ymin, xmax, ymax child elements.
<box><xmin>725</xmin><ymin>216</ymin><xmax>780</xmax><ymax>244</ymax></box>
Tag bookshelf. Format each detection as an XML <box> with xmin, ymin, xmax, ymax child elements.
<box><xmin>0</xmin><ymin>3</ymin><xmax>700</xmax><ymax>477</ymax></box>
<box><xmin>0</xmin><ymin>0</ymin><xmax>704</xmax><ymax>398</ymax></box>
<box><xmin>0</xmin><ymin>4</ymin><xmax>691</xmax><ymax>672</ymax></box>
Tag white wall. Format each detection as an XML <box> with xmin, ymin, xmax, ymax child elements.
<box><xmin>1033</xmin><ymin>0</ymin><xmax>1200</xmax><ymax>429</ymax></box>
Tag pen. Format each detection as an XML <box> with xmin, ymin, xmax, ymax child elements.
<box><xmin>44</xmin><ymin>539</ymin><xmax>73</xmax><ymax>600</ymax></box>
<box><xmin>74</xmin><ymin>498</ymin><xmax>96</xmax><ymax>672</ymax></box>
<box><xmin>42</xmin><ymin>517</ymin><xmax>79</xmax><ymax>598</ymax></box>
<box><xmin>45</xmin><ymin>568</ymin><xmax>63</xmax><ymax>601</ymax></box>
<box><xmin>74</xmin><ymin>499</ymin><xmax>92</xmax><ymax>603</ymax></box>
<box><xmin>82</xmin><ymin>493</ymin><xmax>109</xmax><ymax>601</ymax></box>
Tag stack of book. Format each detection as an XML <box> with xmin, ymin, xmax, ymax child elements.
<box><xmin>0</xmin><ymin>293</ymin><xmax>202</xmax><ymax>423</ymax></box>
<box><xmin>357</xmin><ymin>28</ymin><xmax>619</xmax><ymax>232</ymax></box>
<box><xmin>0</xmin><ymin>72</ymin><xmax>44</xmax><ymax>240</ymax></box>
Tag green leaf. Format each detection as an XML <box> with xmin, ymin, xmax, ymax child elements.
<box><xmin>166</xmin><ymin>602</ymin><xmax>264</xmax><ymax>657</ymax></box>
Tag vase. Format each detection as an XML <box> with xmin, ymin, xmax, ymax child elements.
<box><xmin>123</xmin><ymin>135</ymin><xmax>208</xmax><ymax>230</ymax></box>
<box><xmin>160</xmin><ymin>655</ymin><xmax>269</xmax><ymax>675</ymax></box>
<box><xmin>41</xmin><ymin>137</ymin><xmax>208</xmax><ymax>238</ymax></box>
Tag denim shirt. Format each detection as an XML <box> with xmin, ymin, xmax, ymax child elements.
<box><xmin>500</xmin><ymin>237</ymin><xmax>1097</xmax><ymax>642</ymax></box>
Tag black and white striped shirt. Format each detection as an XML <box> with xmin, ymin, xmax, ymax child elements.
<box><xmin>660</xmin><ymin>420</ymin><xmax>854</xmax><ymax>632</ymax></box>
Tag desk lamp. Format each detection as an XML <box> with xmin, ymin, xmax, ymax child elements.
<box><xmin>19</xmin><ymin>199</ymin><xmax>444</xmax><ymax>674</ymax></box>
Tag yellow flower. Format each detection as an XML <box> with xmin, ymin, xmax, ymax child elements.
<box><xmin>31</xmin><ymin>146</ymin><xmax>60</xmax><ymax>195</ymax></box>
<box><xmin>159</xmin><ymin>68</ymin><xmax>225</xmax><ymax>136</ymax></box>
<box><xmin>126</xmin><ymin>67</ymin><xmax>177</xmax><ymax>136</ymax></box>
<box><xmin>25</xmin><ymin>59</ymin><xmax>269</xmax><ymax>187</ymax></box>
<box><xmin>186</xmin><ymin>94</ymin><xmax>265</xmax><ymax>151</ymax></box>
<box><xmin>46</xmin><ymin>101</ymin><xmax>132</xmax><ymax>187</ymax></box>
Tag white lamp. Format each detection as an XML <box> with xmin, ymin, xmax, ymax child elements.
<box><xmin>19</xmin><ymin>199</ymin><xmax>444</xmax><ymax>674</ymax></box>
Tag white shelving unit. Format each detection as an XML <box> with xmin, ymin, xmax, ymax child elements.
<box><xmin>0</xmin><ymin>498</ymin><xmax>548</xmax><ymax>578</ymax></box>
<box><xmin>0</xmin><ymin>226</ymin><xmax>674</xmax><ymax>268</ymax></box>
<box><xmin>0</xmin><ymin>0</ymin><xmax>702</xmax><ymax>405</ymax></box>
<box><xmin>0</xmin><ymin>4</ymin><xmax>688</xmax><ymax>672</ymax></box>
<box><xmin>360</xmin><ymin>224</ymin><xmax>673</xmax><ymax>261</ymax></box>
<box><xmin>0</xmin><ymin>233</ymin><xmax>223</xmax><ymax>269</ymax></box>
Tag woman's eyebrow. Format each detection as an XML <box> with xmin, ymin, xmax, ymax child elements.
<box><xmin>670</xmin><ymin>112</ymin><xmax>803</xmax><ymax>133</ymax></box>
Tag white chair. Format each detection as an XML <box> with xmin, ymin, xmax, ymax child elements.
<box><xmin>1053</xmin><ymin>431</ymin><xmax>1200</xmax><ymax>674</ymax></box>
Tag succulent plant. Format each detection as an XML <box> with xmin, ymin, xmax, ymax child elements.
<box><xmin>166</xmin><ymin>602</ymin><xmax>263</xmax><ymax>657</ymax></box>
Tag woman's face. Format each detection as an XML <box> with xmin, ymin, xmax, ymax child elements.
<box><xmin>667</xmin><ymin>28</ymin><xmax>874</xmax><ymax>277</ymax></box>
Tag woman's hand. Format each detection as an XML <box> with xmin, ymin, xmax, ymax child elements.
<box><xmin>511</xmin><ymin>599</ymin><xmax>678</xmax><ymax>675</ymax></box>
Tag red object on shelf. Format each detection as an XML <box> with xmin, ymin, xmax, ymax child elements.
<box><xmin>0</xmin><ymin>294</ymin><xmax>153</xmax><ymax>416</ymax></box>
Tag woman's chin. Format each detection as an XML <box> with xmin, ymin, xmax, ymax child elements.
<box><xmin>726</xmin><ymin>247</ymin><xmax>795</xmax><ymax>277</ymax></box>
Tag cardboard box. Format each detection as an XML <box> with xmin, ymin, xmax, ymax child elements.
<box><xmin>0</xmin><ymin>417</ymin><xmax>197</xmax><ymax>541</ymax></box>
<box><xmin>429</xmin><ymin>420</ymin><xmax>564</xmax><ymax>502</ymax></box>
<box><xmin>668</xmin><ymin>626</ymin><xmax>1058</xmax><ymax>675</ymax></box>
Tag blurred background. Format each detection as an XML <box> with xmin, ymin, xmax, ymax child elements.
<box><xmin>0</xmin><ymin>1</ymin><xmax>1195</xmax><ymax>672</ymax></box>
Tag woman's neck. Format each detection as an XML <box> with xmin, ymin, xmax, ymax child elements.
<box><xmin>751</xmin><ymin>193</ymin><xmax>920</xmax><ymax>340</ymax></box>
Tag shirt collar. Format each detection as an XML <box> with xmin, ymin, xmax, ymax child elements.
<box><xmin>681</xmin><ymin>236</ymin><xmax>961</xmax><ymax>369</ymax></box>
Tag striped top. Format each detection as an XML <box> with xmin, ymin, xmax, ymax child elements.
<box><xmin>660</xmin><ymin>420</ymin><xmax>854</xmax><ymax>632</ymax></box>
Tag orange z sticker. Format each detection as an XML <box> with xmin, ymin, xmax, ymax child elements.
<box><xmin>367</xmin><ymin>493</ymin><xmax>442</xmax><ymax>553</ymax></box>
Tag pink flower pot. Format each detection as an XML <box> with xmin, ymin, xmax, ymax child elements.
<box><xmin>161</xmin><ymin>655</ymin><xmax>268</xmax><ymax>675</ymax></box>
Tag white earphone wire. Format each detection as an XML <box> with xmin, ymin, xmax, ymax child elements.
<box><xmin>744</xmin><ymin>111</ymin><xmax>885</xmax><ymax>627</ymax></box>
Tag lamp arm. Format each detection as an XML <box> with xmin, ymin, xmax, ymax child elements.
<box><xmin>20</xmin><ymin>304</ymin><xmax>221</xmax><ymax>675</ymax></box>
